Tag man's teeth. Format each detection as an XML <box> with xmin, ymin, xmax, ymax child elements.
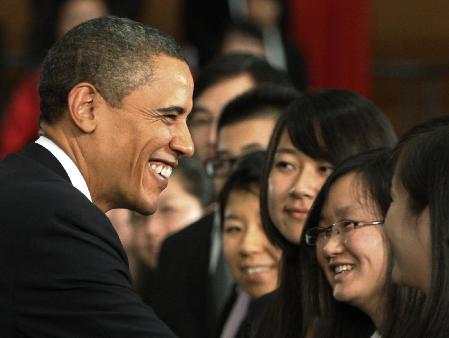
<box><xmin>244</xmin><ymin>266</ymin><xmax>271</xmax><ymax>275</ymax></box>
<box><xmin>334</xmin><ymin>264</ymin><xmax>353</xmax><ymax>274</ymax></box>
<box><xmin>149</xmin><ymin>163</ymin><xmax>173</xmax><ymax>178</ymax></box>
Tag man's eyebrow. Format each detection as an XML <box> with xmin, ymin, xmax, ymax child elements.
<box><xmin>156</xmin><ymin>106</ymin><xmax>185</xmax><ymax>114</ymax></box>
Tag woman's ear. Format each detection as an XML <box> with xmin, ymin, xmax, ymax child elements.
<box><xmin>67</xmin><ymin>83</ymin><xmax>99</xmax><ymax>133</ymax></box>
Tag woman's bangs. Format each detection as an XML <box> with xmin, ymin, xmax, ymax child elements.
<box><xmin>286</xmin><ymin>114</ymin><xmax>336</xmax><ymax>164</ymax></box>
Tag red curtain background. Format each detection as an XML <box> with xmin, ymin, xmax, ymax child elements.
<box><xmin>288</xmin><ymin>0</ymin><xmax>372</xmax><ymax>97</ymax></box>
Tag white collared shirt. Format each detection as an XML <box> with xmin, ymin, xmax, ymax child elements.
<box><xmin>35</xmin><ymin>136</ymin><xmax>92</xmax><ymax>202</ymax></box>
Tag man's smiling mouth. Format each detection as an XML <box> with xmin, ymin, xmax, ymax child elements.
<box><xmin>148</xmin><ymin>162</ymin><xmax>173</xmax><ymax>179</ymax></box>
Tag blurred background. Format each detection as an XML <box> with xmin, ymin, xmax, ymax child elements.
<box><xmin>0</xmin><ymin>0</ymin><xmax>448</xmax><ymax>150</ymax></box>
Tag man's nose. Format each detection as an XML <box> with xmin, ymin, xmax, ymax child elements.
<box><xmin>171</xmin><ymin>122</ymin><xmax>194</xmax><ymax>157</ymax></box>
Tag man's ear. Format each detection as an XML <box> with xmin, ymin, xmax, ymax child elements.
<box><xmin>67</xmin><ymin>83</ymin><xmax>100</xmax><ymax>133</ymax></box>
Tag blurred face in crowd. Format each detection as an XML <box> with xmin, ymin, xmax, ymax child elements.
<box><xmin>133</xmin><ymin>174</ymin><xmax>204</xmax><ymax>268</ymax></box>
<box><xmin>188</xmin><ymin>74</ymin><xmax>254</xmax><ymax>164</ymax></box>
<box><xmin>316</xmin><ymin>173</ymin><xmax>388</xmax><ymax>317</ymax></box>
<box><xmin>384</xmin><ymin>173</ymin><xmax>431</xmax><ymax>293</ymax></box>
<box><xmin>58</xmin><ymin>0</ymin><xmax>108</xmax><ymax>37</ymax></box>
<box><xmin>223</xmin><ymin>188</ymin><xmax>281</xmax><ymax>298</ymax></box>
<box><xmin>212</xmin><ymin>115</ymin><xmax>277</xmax><ymax>194</ymax></box>
<box><xmin>88</xmin><ymin>55</ymin><xmax>194</xmax><ymax>213</ymax></box>
<box><xmin>246</xmin><ymin>0</ymin><xmax>281</xmax><ymax>28</ymax></box>
<box><xmin>268</xmin><ymin>129</ymin><xmax>334</xmax><ymax>243</ymax></box>
<box><xmin>221</xmin><ymin>32</ymin><xmax>266</xmax><ymax>57</ymax></box>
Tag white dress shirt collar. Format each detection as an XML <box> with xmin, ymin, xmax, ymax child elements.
<box><xmin>35</xmin><ymin>136</ymin><xmax>92</xmax><ymax>201</ymax></box>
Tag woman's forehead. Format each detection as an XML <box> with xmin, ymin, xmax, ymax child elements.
<box><xmin>322</xmin><ymin>174</ymin><xmax>377</xmax><ymax>219</ymax></box>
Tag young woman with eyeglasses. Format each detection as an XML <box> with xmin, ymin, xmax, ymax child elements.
<box><xmin>382</xmin><ymin>116</ymin><xmax>449</xmax><ymax>337</ymax></box>
<box><xmin>299</xmin><ymin>148</ymin><xmax>421</xmax><ymax>338</ymax></box>
<box><xmin>243</xmin><ymin>89</ymin><xmax>398</xmax><ymax>337</ymax></box>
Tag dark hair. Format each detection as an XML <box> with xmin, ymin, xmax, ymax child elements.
<box><xmin>261</xmin><ymin>89</ymin><xmax>397</xmax><ymax>252</ymax></box>
<box><xmin>256</xmin><ymin>89</ymin><xmax>398</xmax><ymax>337</ymax></box>
<box><xmin>218</xmin><ymin>150</ymin><xmax>267</xmax><ymax>227</ymax></box>
<box><xmin>193</xmin><ymin>53</ymin><xmax>290</xmax><ymax>101</ymax></box>
<box><xmin>39</xmin><ymin>16</ymin><xmax>185</xmax><ymax>123</ymax></box>
<box><xmin>298</xmin><ymin>148</ymin><xmax>421</xmax><ymax>338</ymax></box>
<box><xmin>386</xmin><ymin>116</ymin><xmax>449</xmax><ymax>337</ymax></box>
<box><xmin>175</xmin><ymin>157</ymin><xmax>214</xmax><ymax>208</ymax></box>
<box><xmin>217</xmin><ymin>84</ymin><xmax>300</xmax><ymax>132</ymax></box>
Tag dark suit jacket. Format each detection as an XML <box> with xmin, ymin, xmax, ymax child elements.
<box><xmin>236</xmin><ymin>291</ymin><xmax>275</xmax><ymax>338</ymax></box>
<box><xmin>0</xmin><ymin>143</ymin><xmax>176</xmax><ymax>337</ymax></box>
<box><xmin>152</xmin><ymin>212</ymin><xmax>218</xmax><ymax>338</ymax></box>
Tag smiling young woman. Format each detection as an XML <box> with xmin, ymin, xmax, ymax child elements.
<box><xmin>299</xmin><ymin>149</ymin><xmax>421</xmax><ymax>338</ymax></box>
<box><xmin>218</xmin><ymin>151</ymin><xmax>281</xmax><ymax>337</ymax></box>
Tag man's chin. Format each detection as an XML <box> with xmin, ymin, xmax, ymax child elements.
<box><xmin>130</xmin><ymin>198</ymin><xmax>158</xmax><ymax>216</ymax></box>
<box><xmin>135</xmin><ymin>206</ymin><xmax>156</xmax><ymax>216</ymax></box>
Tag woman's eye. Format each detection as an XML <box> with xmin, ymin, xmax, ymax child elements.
<box><xmin>223</xmin><ymin>225</ymin><xmax>242</xmax><ymax>234</ymax></box>
<box><xmin>319</xmin><ymin>227</ymin><xmax>332</xmax><ymax>238</ymax></box>
<box><xmin>274</xmin><ymin>160</ymin><xmax>295</xmax><ymax>171</ymax></box>
<box><xmin>343</xmin><ymin>220</ymin><xmax>361</xmax><ymax>230</ymax></box>
<box><xmin>353</xmin><ymin>221</ymin><xmax>367</xmax><ymax>228</ymax></box>
<box><xmin>318</xmin><ymin>165</ymin><xmax>334</xmax><ymax>176</ymax></box>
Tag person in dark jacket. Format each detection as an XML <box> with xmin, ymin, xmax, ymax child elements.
<box><xmin>0</xmin><ymin>16</ymin><xmax>194</xmax><ymax>337</ymax></box>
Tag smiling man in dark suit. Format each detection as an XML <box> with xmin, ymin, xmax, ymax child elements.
<box><xmin>0</xmin><ymin>16</ymin><xmax>194</xmax><ymax>337</ymax></box>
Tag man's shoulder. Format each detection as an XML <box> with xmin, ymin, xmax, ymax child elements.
<box><xmin>0</xmin><ymin>151</ymin><xmax>102</xmax><ymax>228</ymax></box>
<box><xmin>2</xmin><ymin>156</ymin><xmax>87</xmax><ymax>208</ymax></box>
<box><xmin>1</xmin><ymin>149</ymin><xmax>66</xmax><ymax>187</ymax></box>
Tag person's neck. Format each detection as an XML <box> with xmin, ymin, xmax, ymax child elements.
<box><xmin>358</xmin><ymin>294</ymin><xmax>386</xmax><ymax>333</ymax></box>
<box><xmin>42</xmin><ymin>120</ymin><xmax>84</xmax><ymax>163</ymax></box>
<box><xmin>42</xmin><ymin>122</ymin><xmax>103</xmax><ymax>208</ymax></box>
